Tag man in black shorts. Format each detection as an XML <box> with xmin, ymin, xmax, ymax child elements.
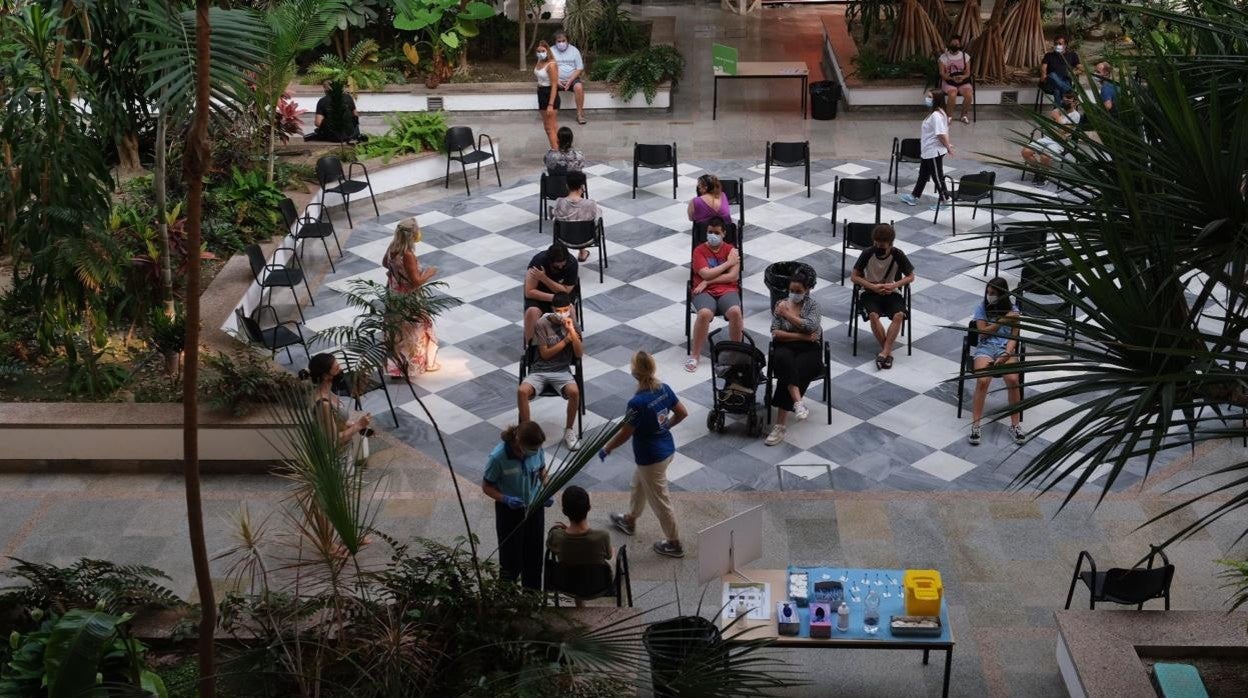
<box><xmin>523</xmin><ymin>242</ymin><xmax>579</xmax><ymax>345</ymax></box>
<box><xmin>850</xmin><ymin>224</ymin><xmax>916</xmax><ymax>370</ymax></box>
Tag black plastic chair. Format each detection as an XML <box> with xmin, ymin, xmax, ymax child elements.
<box><xmin>316</xmin><ymin>156</ymin><xmax>378</xmax><ymax>229</ymax></box>
<box><xmin>686</xmin><ymin>222</ymin><xmax>745</xmax><ymax>354</ymax></box>
<box><xmin>765</xmin><ymin>141</ymin><xmax>811</xmax><ymax>198</ymax></box>
<box><xmin>280</xmin><ymin>198</ymin><xmax>342</xmax><ymax>273</ymax></box>
<box><xmin>719</xmin><ymin>177</ymin><xmax>746</xmax><ymax>231</ymax></box>
<box><xmin>764</xmin><ymin>339</ymin><xmax>833</xmax><ymax>425</ymax></box>
<box><xmin>518</xmin><ymin>341</ymin><xmax>585</xmax><ymax>438</ymax></box>
<box><xmin>936</xmin><ymin>171</ymin><xmax>995</xmax><ymax>235</ymax></box>
<box><xmin>839</xmin><ymin>220</ymin><xmax>877</xmax><ymax>285</ymax></box>
<box><xmin>888</xmin><ymin>137</ymin><xmax>924</xmax><ymax>194</ymax></box>
<box><xmin>444</xmin><ymin>126</ymin><xmax>500</xmax><ymax>196</ymax></box>
<box><xmin>245</xmin><ymin>243</ymin><xmax>311</xmax><ymax>323</ymax></box>
<box><xmin>538</xmin><ymin>172</ymin><xmax>589</xmax><ymax>235</ymax></box>
<box><xmin>1017</xmin><ymin>261</ymin><xmax>1076</xmax><ymax>357</ymax></box>
<box><xmin>850</xmin><ymin>284</ymin><xmax>911</xmax><ymax>357</ymax></box>
<box><xmin>632</xmin><ymin>143</ymin><xmax>677</xmax><ymax>199</ymax></box>
<box><xmin>553</xmin><ymin>219</ymin><xmax>607</xmax><ymax>284</ymax></box>
<box><xmin>956</xmin><ymin>319</ymin><xmax>1026</xmax><ymax>419</ymax></box>
<box><xmin>544</xmin><ymin>545</ymin><xmax>632</xmax><ymax>607</ymax></box>
<box><xmin>234</xmin><ymin>305</ymin><xmax>308</xmax><ymax>364</ymax></box>
<box><xmin>332</xmin><ymin>350</ymin><xmax>400</xmax><ymax>429</ymax></box>
<box><xmin>986</xmin><ymin>225</ymin><xmax>1048</xmax><ymax>276</ymax></box>
<box><xmin>830</xmin><ymin>176</ymin><xmax>881</xmax><ymax>239</ymax></box>
<box><xmin>1064</xmin><ymin>546</ymin><xmax>1174</xmax><ymax>610</ymax></box>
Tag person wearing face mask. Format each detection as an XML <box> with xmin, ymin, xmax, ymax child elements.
<box><xmin>603</xmin><ymin>351</ymin><xmax>688</xmax><ymax>558</ymax></box>
<box><xmin>1021</xmin><ymin>91</ymin><xmax>1082</xmax><ymax>185</ymax></box>
<box><xmin>298</xmin><ymin>353</ymin><xmax>373</xmax><ymax>465</ymax></box>
<box><xmin>765</xmin><ymin>269</ymin><xmax>823</xmax><ymax>446</ymax></box>
<box><xmin>1040</xmin><ymin>34</ymin><xmax>1082</xmax><ymax>107</ymax></box>
<box><xmin>518</xmin><ymin>292</ymin><xmax>583</xmax><ymax>452</ymax></box>
<box><xmin>687</xmin><ymin>174</ymin><xmax>732</xmax><ymax>224</ymax></box>
<box><xmin>939</xmin><ymin>35</ymin><xmax>974</xmax><ymax>124</ymax></box>
<box><xmin>551</xmin><ymin>30</ymin><xmax>587</xmax><ymax>125</ymax></box>
<box><xmin>968</xmin><ymin>278</ymin><xmax>1025</xmax><ymax>446</ymax></box>
<box><xmin>686</xmin><ymin>217</ymin><xmax>743</xmax><ymax>372</ymax></box>
<box><xmin>851</xmin><ymin>224</ymin><xmax>916</xmax><ymax>370</ymax></box>
<box><xmin>534</xmin><ymin>40</ymin><xmax>561</xmax><ymax>149</ymax></box>
<box><xmin>482</xmin><ymin>421</ymin><xmax>553</xmax><ymax>589</ymax></box>
<box><xmin>552</xmin><ymin>170</ymin><xmax>599</xmax><ymax>264</ymax></box>
<box><xmin>900</xmin><ymin>90</ymin><xmax>952</xmax><ymax>208</ymax></box>
<box><xmin>1092</xmin><ymin>61</ymin><xmax>1117</xmax><ymax>117</ymax></box>
<box><xmin>524</xmin><ymin>242</ymin><xmax>579</xmax><ymax>344</ymax></box>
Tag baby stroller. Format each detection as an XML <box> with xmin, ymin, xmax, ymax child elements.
<box><xmin>707</xmin><ymin>328</ymin><xmax>767</xmax><ymax>437</ymax></box>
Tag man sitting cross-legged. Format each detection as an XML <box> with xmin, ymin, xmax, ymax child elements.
<box><xmin>524</xmin><ymin>242</ymin><xmax>579</xmax><ymax>345</ymax></box>
<box><xmin>850</xmin><ymin>223</ymin><xmax>916</xmax><ymax>370</ymax></box>
<box><xmin>686</xmin><ymin>217</ymin><xmax>743</xmax><ymax>372</ymax></box>
<box><xmin>519</xmin><ymin>292</ymin><xmax>583</xmax><ymax>451</ymax></box>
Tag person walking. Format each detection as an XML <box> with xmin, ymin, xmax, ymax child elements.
<box><xmin>482</xmin><ymin>421</ymin><xmax>553</xmax><ymax>589</ymax></box>
<box><xmin>382</xmin><ymin>217</ymin><xmax>439</xmax><ymax>377</ymax></box>
<box><xmin>602</xmin><ymin>351</ymin><xmax>688</xmax><ymax>558</ymax></box>
<box><xmin>901</xmin><ymin>90</ymin><xmax>952</xmax><ymax>209</ymax></box>
<box><xmin>534</xmin><ymin>40</ymin><xmax>560</xmax><ymax>149</ymax></box>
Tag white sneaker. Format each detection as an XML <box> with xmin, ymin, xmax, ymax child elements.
<box><xmin>563</xmin><ymin>428</ymin><xmax>581</xmax><ymax>451</ymax></box>
<box><xmin>793</xmin><ymin>401</ymin><xmax>810</xmax><ymax>421</ymax></box>
<box><xmin>765</xmin><ymin>424</ymin><xmax>786</xmax><ymax>446</ymax></box>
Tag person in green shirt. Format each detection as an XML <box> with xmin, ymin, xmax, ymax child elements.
<box><xmin>546</xmin><ymin>486</ymin><xmax>613</xmax><ymax>605</ymax></box>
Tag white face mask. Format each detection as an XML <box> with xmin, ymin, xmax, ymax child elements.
<box><xmin>556</xmin><ymin>41</ymin><xmax>568</xmax><ymax>50</ymax></box>
<box><xmin>789</xmin><ymin>292</ymin><xmax>805</xmax><ymax>304</ymax></box>
<box><xmin>706</xmin><ymin>233</ymin><xmax>723</xmax><ymax>248</ymax></box>
<box><xmin>986</xmin><ymin>293</ymin><xmax>1001</xmax><ymax>304</ymax></box>
<box><xmin>1055</xmin><ymin>44</ymin><xmax>1066</xmax><ymax>53</ymax></box>
<box><xmin>923</xmin><ymin>96</ymin><xmax>934</xmax><ymax>108</ymax></box>
<box><xmin>536</xmin><ymin>51</ymin><xmax>547</xmax><ymax>60</ymax></box>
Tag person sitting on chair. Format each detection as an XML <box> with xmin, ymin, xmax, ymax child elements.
<box><xmin>519</xmin><ymin>292</ymin><xmax>583</xmax><ymax>452</ymax></box>
<box><xmin>686</xmin><ymin>216</ymin><xmax>742</xmax><ymax>373</ymax></box>
<box><xmin>765</xmin><ymin>269</ymin><xmax>822</xmax><ymax>447</ymax></box>
<box><xmin>524</xmin><ymin>242</ymin><xmax>579</xmax><ymax>345</ymax></box>
<box><xmin>939</xmin><ymin>34</ymin><xmax>974</xmax><ymax>124</ymax></box>
<box><xmin>547</xmin><ymin>485</ymin><xmax>614</xmax><ymax>606</ymax></box>
<box><xmin>1022</xmin><ymin>91</ymin><xmax>1083</xmax><ymax>185</ymax></box>
<box><xmin>544</xmin><ymin>126</ymin><xmax>584</xmax><ymax>175</ymax></box>
<box><xmin>851</xmin><ymin>224</ymin><xmax>916</xmax><ymax>371</ymax></box>
<box><xmin>968</xmin><ymin>277</ymin><xmax>1025</xmax><ymax>446</ymax></box>
<box><xmin>307</xmin><ymin>81</ymin><xmax>363</xmax><ymax>142</ymax></box>
<box><xmin>553</xmin><ymin>170</ymin><xmax>598</xmax><ymax>263</ymax></box>
<box><xmin>687</xmin><ymin>174</ymin><xmax>732</xmax><ymax>225</ymax></box>
<box><xmin>1039</xmin><ymin>34</ymin><xmax>1082</xmax><ymax>107</ymax></box>
<box><xmin>1092</xmin><ymin>61</ymin><xmax>1117</xmax><ymax>118</ymax></box>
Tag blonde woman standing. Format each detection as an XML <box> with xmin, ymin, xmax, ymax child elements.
<box><xmin>382</xmin><ymin>218</ymin><xmax>439</xmax><ymax>377</ymax></box>
<box><xmin>534</xmin><ymin>40</ymin><xmax>561</xmax><ymax>150</ymax></box>
<box><xmin>601</xmin><ymin>351</ymin><xmax>689</xmax><ymax>558</ymax></box>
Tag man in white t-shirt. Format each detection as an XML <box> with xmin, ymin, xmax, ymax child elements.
<box><xmin>552</xmin><ymin>30</ymin><xmax>587</xmax><ymax>125</ymax></box>
<box><xmin>901</xmin><ymin>90</ymin><xmax>952</xmax><ymax>208</ymax></box>
<box><xmin>1022</xmin><ymin>91</ymin><xmax>1083</xmax><ymax>184</ymax></box>
<box><xmin>938</xmin><ymin>35</ymin><xmax>973</xmax><ymax>124</ymax></box>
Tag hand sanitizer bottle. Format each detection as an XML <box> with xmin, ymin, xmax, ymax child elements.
<box><xmin>837</xmin><ymin>602</ymin><xmax>850</xmax><ymax>632</ymax></box>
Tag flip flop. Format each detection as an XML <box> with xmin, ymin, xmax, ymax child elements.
<box><xmin>684</xmin><ymin>358</ymin><xmax>698</xmax><ymax>373</ymax></box>
<box><xmin>959</xmin><ymin>115</ymin><xmax>970</xmax><ymax>124</ymax></box>
<box><xmin>576</xmin><ymin>115</ymin><xmax>587</xmax><ymax>125</ymax></box>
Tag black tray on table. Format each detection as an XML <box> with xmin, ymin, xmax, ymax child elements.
<box><xmin>889</xmin><ymin>615</ymin><xmax>942</xmax><ymax>637</ymax></box>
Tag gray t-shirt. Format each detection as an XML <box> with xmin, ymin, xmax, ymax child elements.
<box><xmin>531</xmin><ymin>314</ymin><xmax>575</xmax><ymax>374</ymax></box>
<box><xmin>553</xmin><ymin>196</ymin><xmax>600</xmax><ymax>222</ymax></box>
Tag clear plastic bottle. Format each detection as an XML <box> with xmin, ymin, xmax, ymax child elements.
<box><xmin>836</xmin><ymin>602</ymin><xmax>850</xmax><ymax>632</ymax></box>
<box><xmin>863</xmin><ymin>589</ymin><xmax>881</xmax><ymax>634</ymax></box>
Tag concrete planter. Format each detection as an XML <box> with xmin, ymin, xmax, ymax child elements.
<box><xmin>290</xmin><ymin>80</ymin><xmax>671</xmax><ymax>113</ymax></box>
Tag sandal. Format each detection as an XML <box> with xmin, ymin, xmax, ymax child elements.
<box><xmin>684</xmin><ymin>357</ymin><xmax>698</xmax><ymax>373</ymax></box>
<box><xmin>883</xmin><ymin>356</ymin><xmax>894</xmax><ymax>369</ymax></box>
<box><xmin>576</xmin><ymin>115</ymin><xmax>587</xmax><ymax>125</ymax></box>
<box><xmin>875</xmin><ymin>355</ymin><xmax>886</xmax><ymax>371</ymax></box>
<box><xmin>959</xmin><ymin>115</ymin><xmax>970</xmax><ymax>124</ymax></box>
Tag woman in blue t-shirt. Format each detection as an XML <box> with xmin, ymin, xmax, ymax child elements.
<box><xmin>600</xmin><ymin>351</ymin><xmax>689</xmax><ymax>558</ymax></box>
<box><xmin>969</xmin><ymin>277</ymin><xmax>1025</xmax><ymax>446</ymax></box>
<box><xmin>481</xmin><ymin>421</ymin><xmax>551</xmax><ymax>589</ymax></box>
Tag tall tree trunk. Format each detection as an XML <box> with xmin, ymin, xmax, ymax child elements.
<box><xmin>267</xmin><ymin>116</ymin><xmax>277</xmax><ymax>184</ymax></box>
<box><xmin>952</xmin><ymin>0</ymin><xmax>983</xmax><ymax>44</ymax></box>
<box><xmin>154</xmin><ymin>108</ymin><xmax>173</xmax><ymax>316</ymax></box>
<box><xmin>518</xmin><ymin>0</ymin><xmax>527</xmax><ymax>71</ymax></box>
<box><xmin>116</xmin><ymin>133</ymin><xmax>143</xmax><ymax>176</ymax></box>
<box><xmin>184</xmin><ymin>0</ymin><xmax>216</xmax><ymax>694</ymax></box>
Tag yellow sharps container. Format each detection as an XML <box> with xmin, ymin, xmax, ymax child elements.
<box><xmin>903</xmin><ymin>570</ymin><xmax>943</xmax><ymax>616</ymax></box>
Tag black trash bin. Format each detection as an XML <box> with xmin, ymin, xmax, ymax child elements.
<box><xmin>643</xmin><ymin>616</ymin><xmax>726</xmax><ymax>697</ymax></box>
<box><xmin>764</xmin><ymin>261</ymin><xmax>817</xmax><ymax>312</ymax></box>
<box><xmin>810</xmin><ymin>80</ymin><xmax>841</xmax><ymax>120</ymax></box>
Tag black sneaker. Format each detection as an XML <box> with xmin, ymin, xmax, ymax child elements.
<box><xmin>609</xmin><ymin>513</ymin><xmax>635</xmax><ymax>536</ymax></box>
<box><xmin>654</xmin><ymin>540</ymin><xmax>685</xmax><ymax>558</ymax></box>
<box><xmin>968</xmin><ymin>427</ymin><xmax>982</xmax><ymax>446</ymax></box>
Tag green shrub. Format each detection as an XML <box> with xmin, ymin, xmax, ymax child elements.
<box><xmin>200</xmin><ymin>350</ymin><xmax>302</xmax><ymax>416</ymax></box>
<box><xmin>273</xmin><ymin>161</ymin><xmax>317</xmax><ymax>190</ymax></box>
<box><xmin>597</xmin><ymin>44</ymin><xmax>684</xmax><ymax>104</ymax></box>
<box><xmin>355</xmin><ymin>111</ymin><xmax>449</xmax><ymax>162</ymax></box>
<box><xmin>852</xmin><ymin>47</ymin><xmax>938</xmax><ymax>81</ymax></box>
<box><xmin>205</xmin><ymin>167</ymin><xmax>286</xmax><ymax>251</ymax></box>
<box><xmin>591</xmin><ymin>0</ymin><xmax>646</xmax><ymax>54</ymax></box>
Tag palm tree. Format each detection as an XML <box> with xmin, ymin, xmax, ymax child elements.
<box><xmin>975</xmin><ymin>0</ymin><xmax>1248</xmax><ymax>552</ymax></box>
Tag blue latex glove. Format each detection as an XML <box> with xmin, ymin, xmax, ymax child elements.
<box><xmin>502</xmin><ymin>495</ymin><xmax>524</xmax><ymax>510</ymax></box>
<box><xmin>598</xmin><ymin>448</ymin><xmax>609</xmax><ymax>461</ymax></box>
<box><xmin>544</xmin><ymin>497</ymin><xmax>555</xmax><ymax>508</ymax></box>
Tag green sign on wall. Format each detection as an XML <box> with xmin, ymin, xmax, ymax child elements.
<box><xmin>712</xmin><ymin>43</ymin><xmax>738</xmax><ymax>75</ymax></box>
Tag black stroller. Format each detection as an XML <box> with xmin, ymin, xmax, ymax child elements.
<box><xmin>706</xmin><ymin>328</ymin><xmax>768</xmax><ymax>437</ymax></box>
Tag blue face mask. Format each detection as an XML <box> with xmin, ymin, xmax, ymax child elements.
<box><xmin>706</xmin><ymin>233</ymin><xmax>723</xmax><ymax>248</ymax></box>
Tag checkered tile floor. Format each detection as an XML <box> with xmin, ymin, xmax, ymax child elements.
<box><xmin>295</xmin><ymin>158</ymin><xmax>1176</xmax><ymax>493</ymax></box>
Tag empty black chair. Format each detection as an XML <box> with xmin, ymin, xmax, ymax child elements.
<box><xmin>632</xmin><ymin>143</ymin><xmax>677</xmax><ymax>199</ymax></box>
<box><xmin>280</xmin><ymin>198</ymin><xmax>342</xmax><ymax>273</ymax></box>
<box><xmin>1017</xmin><ymin>260</ymin><xmax>1076</xmax><ymax>356</ymax></box>
<box><xmin>544</xmin><ymin>545</ymin><xmax>633</xmax><ymax>607</ymax></box>
<box><xmin>553</xmin><ymin>219</ymin><xmax>607</xmax><ymax>284</ymax></box>
<box><xmin>333</xmin><ymin>350</ymin><xmax>400</xmax><ymax>428</ymax></box>
<box><xmin>245</xmin><ymin>243</ymin><xmax>311</xmax><ymax>323</ymax></box>
<box><xmin>538</xmin><ymin>172</ymin><xmax>589</xmax><ymax>235</ymax></box>
<box><xmin>518</xmin><ymin>341</ymin><xmax>585</xmax><ymax>438</ymax></box>
<box><xmin>317</xmin><ymin>155</ymin><xmax>378</xmax><ymax>229</ymax></box>
<box><xmin>850</xmin><ymin>284</ymin><xmax>911</xmax><ymax>357</ymax></box>
<box><xmin>956</xmin><ymin>319</ymin><xmax>1026</xmax><ymax>418</ymax></box>
<box><xmin>235</xmin><ymin>305</ymin><xmax>308</xmax><ymax>364</ymax></box>
<box><xmin>444</xmin><ymin>126</ymin><xmax>500</xmax><ymax>196</ymax></box>
<box><xmin>830</xmin><ymin>176</ymin><xmax>881</xmax><ymax>238</ymax></box>
<box><xmin>986</xmin><ymin>225</ymin><xmax>1047</xmax><ymax>276</ymax></box>
<box><xmin>765</xmin><ymin>141</ymin><xmax>811</xmax><ymax>198</ymax></box>
<box><xmin>887</xmin><ymin>137</ymin><xmax>924</xmax><ymax>194</ymax></box>
<box><xmin>935</xmin><ymin>171</ymin><xmax>995</xmax><ymax>234</ymax></box>
<box><xmin>1064</xmin><ymin>546</ymin><xmax>1174</xmax><ymax>610</ymax></box>
<box><xmin>839</xmin><ymin>220</ymin><xmax>876</xmax><ymax>285</ymax></box>
<box><xmin>764</xmin><ymin>340</ymin><xmax>833</xmax><ymax>425</ymax></box>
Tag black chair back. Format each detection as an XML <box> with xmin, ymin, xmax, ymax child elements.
<box><xmin>1004</xmin><ymin>228</ymin><xmax>1048</xmax><ymax>256</ymax></box>
<box><xmin>635</xmin><ymin>143</ymin><xmax>674</xmax><ymax>167</ymax></box>
<box><xmin>965</xmin><ymin>318</ymin><xmax>981</xmax><ymax>349</ymax></box>
<box><xmin>898</xmin><ymin>138</ymin><xmax>922</xmax><ymax>160</ymax></box>
<box><xmin>541</xmin><ymin>173</ymin><xmax>571</xmax><ymax>201</ymax></box>
<box><xmin>315</xmin><ymin>156</ymin><xmax>345</xmax><ymax>186</ymax></box>
<box><xmin>837</xmin><ymin>177</ymin><xmax>881</xmax><ymax>203</ymax></box>
<box><xmin>1103</xmin><ymin>566</ymin><xmax>1175</xmax><ymax>605</ymax></box>
<box><xmin>720</xmin><ymin>178</ymin><xmax>744</xmax><ymax>206</ymax></box>
<box><xmin>844</xmin><ymin>221</ymin><xmax>875</xmax><ymax>250</ymax></box>
<box><xmin>769</xmin><ymin>141</ymin><xmax>808</xmax><ymax>166</ymax></box>
<box><xmin>1018</xmin><ymin>260</ymin><xmax>1067</xmax><ymax>295</ymax></box>
<box><xmin>245</xmin><ymin>244</ymin><xmax>267</xmax><ymax>280</ymax></box>
<box><xmin>553</xmin><ymin>219</ymin><xmax>598</xmax><ymax>249</ymax></box>
<box><xmin>234</xmin><ymin>308</ymin><xmax>264</xmax><ymax>344</ymax></box>
<box><xmin>445</xmin><ymin>126</ymin><xmax>475</xmax><ymax>153</ymax></box>
<box><xmin>957</xmin><ymin>171</ymin><xmax>995</xmax><ymax>202</ymax></box>
<box><xmin>279</xmin><ymin>198</ymin><xmax>299</xmax><ymax>229</ymax></box>
<box><xmin>546</xmin><ymin>559</ymin><xmax>614</xmax><ymax>598</ymax></box>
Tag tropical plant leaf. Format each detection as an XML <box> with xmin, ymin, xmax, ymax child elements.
<box><xmin>44</xmin><ymin>609</ymin><xmax>129</xmax><ymax>698</ymax></box>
